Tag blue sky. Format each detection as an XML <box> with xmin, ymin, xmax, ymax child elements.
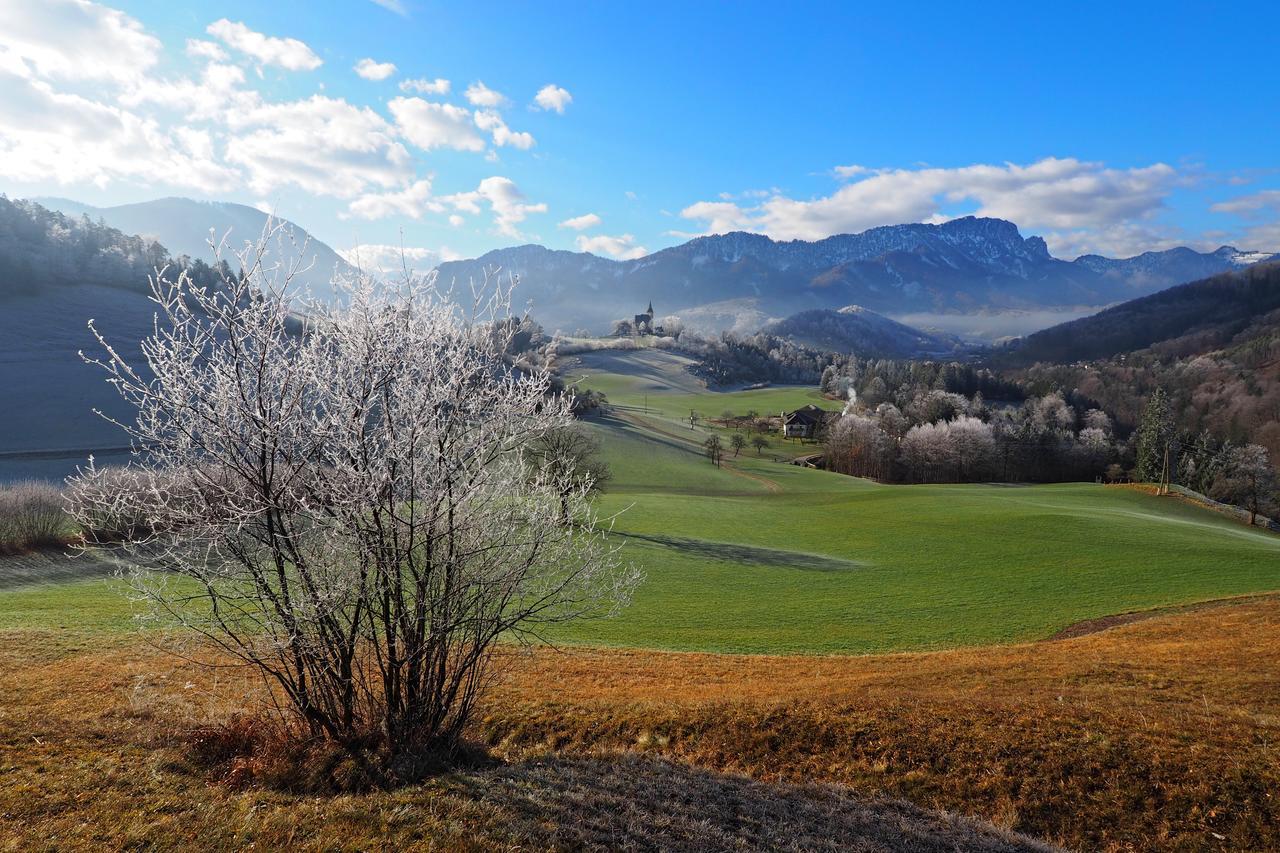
<box><xmin>2</xmin><ymin>0</ymin><xmax>1278</xmax><ymax>269</ymax></box>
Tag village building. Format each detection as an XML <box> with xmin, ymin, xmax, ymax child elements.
<box><xmin>781</xmin><ymin>404</ymin><xmax>831</xmax><ymax>439</ymax></box>
<box><xmin>633</xmin><ymin>301</ymin><xmax>656</xmax><ymax>334</ymax></box>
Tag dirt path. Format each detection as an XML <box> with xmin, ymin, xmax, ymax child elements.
<box><xmin>1047</xmin><ymin>591</ymin><xmax>1280</xmax><ymax>640</ymax></box>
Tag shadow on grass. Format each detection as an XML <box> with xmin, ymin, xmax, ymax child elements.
<box><xmin>616</xmin><ymin>531</ymin><xmax>865</xmax><ymax>572</ymax></box>
<box><xmin>0</xmin><ymin>547</ymin><xmax>118</xmax><ymax>590</ymax></box>
<box><xmin>465</xmin><ymin>753</ymin><xmax>1057</xmax><ymax>852</ymax></box>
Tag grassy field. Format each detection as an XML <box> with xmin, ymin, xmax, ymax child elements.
<box><xmin>2</xmin><ymin>597</ymin><xmax>1275</xmax><ymax>850</ymax></box>
<box><xmin>2</xmin><ymin>348</ymin><xmax>1279</xmax><ymax>656</ymax></box>
<box><xmin>3</xmin><ymin>346</ymin><xmax>1279</xmax><ymax>850</ymax></box>
<box><xmin>529</xmin><ymin>349</ymin><xmax>1280</xmax><ymax>652</ymax></box>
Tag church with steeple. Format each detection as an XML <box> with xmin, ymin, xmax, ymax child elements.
<box><xmin>632</xmin><ymin>301</ymin><xmax>656</xmax><ymax>335</ymax></box>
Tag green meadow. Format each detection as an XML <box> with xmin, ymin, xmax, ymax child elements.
<box><xmin>542</xmin><ymin>349</ymin><xmax>1280</xmax><ymax>653</ymax></box>
<box><xmin>3</xmin><ymin>347</ymin><xmax>1279</xmax><ymax>655</ymax></box>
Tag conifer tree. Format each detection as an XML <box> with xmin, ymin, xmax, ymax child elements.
<box><xmin>1135</xmin><ymin>387</ymin><xmax>1174</xmax><ymax>483</ymax></box>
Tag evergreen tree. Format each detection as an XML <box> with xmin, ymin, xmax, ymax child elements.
<box><xmin>1134</xmin><ymin>387</ymin><xmax>1174</xmax><ymax>483</ymax></box>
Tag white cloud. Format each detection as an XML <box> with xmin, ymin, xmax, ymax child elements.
<box><xmin>1210</xmin><ymin>189</ymin><xmax>1280</xmax><ymax>250</ymax></box>
<box><xmin>441</xmin><ymin>176</ymin><xmax>546</xmax><ymax>237</ymax></box>
<box><xmin>576</xmin><ymin>233</ymin><xmax>647</xmax><ymax>260</ymax></box>
<box><xmin>1211</xmin><ymin>189</ymin><xmax>1280</xmax><ymax>216</ymax></box>
<box><xmin>388</xmin><ymin>96</ymin><xmax>485</xmax><ymax>151</ymax></box>
<box><xmin>400</xmin><ymin>77</ymin><xmax>450</xmax><ymax>95</ymax></box>
<box><xmin>0</xmin><ymin>0</ymin><xmax>160</xmax><ymax>84</ymax></box>
<box><xmin>680</xmin><ymin>158</ymin><xmax>1186</xmax><ymax>255</ymax></box>
<box><xmin>533</xmin><ymin>84</ymin><xmax>572</xmax><ymax>114</ymax></box>
<box><xmin>207</xmin><ymin>19</ymin><xmax>322</xmax><ymax>71</ymax></box>
<box><xmin>464</xmin><ymin>81</ymin><xmax>507</xmax><ymax>108</ymax></box>
<box><xmin>346</xmin><ymin>179</ymin><xmax>434</xmax><ymax>220</ymax></box>
<box><xmin>833</xmin><ymin>165</ymin><xmax>870</xmax><ymax>179</ymax></box>
<box><xmin>558</xmin><ymin>213</ymin><xmax>602</xmax><ymax>230</ymax></box>
<box><xmin>119</xmin><ymin>60</ymin><xmax>247</xmax><ymax>121</ymax></box>
<box><xmin>340</xmin><ymin>243</ymin><xmax>460</xmax><ymax>273</ymax></box>
<box><xmin>186</xmin><ymin>38</ymin><xmax>228</xmax><ymax>62</ymax></box>
<box><xmin>0</xmin><ymin>63</ymin><xmax>234</xmax><ymax>191</ymax></box>
<box><xmin>474</xmin><ymin>109</ymin><xmax>535</xmax><ymax>150</ymax></box>
<box><xmin>1038</xmin><ymin>223</ymin><xmax>1201</xmax><ymax>260</ymax></box>
<box><xmin>354</xmin><ymin>58</ymin><xmax>397</xmax><ymax>81</ymax></box>
<box><xmin>225</xmin><ymin>95</ymin><xmax>411</xmax><ymax>197</ymax></box>
<box><xmin>448</xmin><ymin>214</ymin><xmax>464</xmax><ymax>227</ymax></box>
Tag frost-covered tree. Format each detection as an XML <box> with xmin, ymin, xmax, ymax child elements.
<box><xmin>67</xmin><ymin>230</ymin><xmax>639</xmax><ymax>771</ymax></box>
<box><xmin>825</xmin><ymin>413</ymin><xmax>894</xmax><ymax>480</ymax></box>
<box><xmin>1211</xmin><ymin>444</ymin><xmax>1279</xmax><ymax>524</ymax></box>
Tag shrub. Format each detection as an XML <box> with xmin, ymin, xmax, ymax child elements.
<box><xmin>0</xmin><ymin>480</ymin><xmax>71</xmax><ymax>554</ymax></box>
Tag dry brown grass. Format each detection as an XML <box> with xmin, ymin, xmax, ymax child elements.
<box><xmin>1</xmin><ymin>598</ymin><xmax>1277</xmax><ymax>850</ymax></box>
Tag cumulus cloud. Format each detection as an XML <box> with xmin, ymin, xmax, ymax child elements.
<box><xmin>345</xmin><ymin>179</ymin><xmax>434</xmax><ymax>220</ymax></box>
<box><xmin>464</xmin><ymin>81</ymin><xmax>507</xmax><ymax>108</ymax></box>
<box><xmin>388</xmin><ymin>96</ymin><xmax>485</xmax><ymax>151</ymax></box>
<box><xmin>533</xmin><ymin>84</ymin><xmax>572</xmax><ymax>113</ymax></box>
<box><xmin>0</xmin><ymin>0</ymin><xmax>160</xmax><ymax>84</ymax></box>
<box><xmin>680</xmin><ymin>157</ymin><xmax>1186</xmax><ymax>256</ymax></box>
<box><xmin>225</xmin><ymin>95</ymin><xmax>411</xmax><ymax>196</ymax></box>
<box><xmin>186</xmin><ymin>38</ymin><xmax>228</xmax><ymax>62</ymax></box>
<box><xmin>474</xmin><ymin>109</ymin><xmax>535</xmax><ymax>150</ymax></box>
<box><xmin>442</xmin><ymin>176</ymin><xmax>546</xmax><ymax>237</ymax></box>
<box><xmin>0</xmin><ymin>1</ymin><xmax>560</xmax><ymax>237</ymax></box>
<box><xmin>575</xmin><ymin>233</ymin><xmax>647</xmax><ymax>260</ymax></box>
<box><xmin>558</xmin><ymin>213</ymin><xmax>602</xmax><ymax>230</ymax></box>
<box><xmin>207</xmin><ymin>19</ymin><xmax>322</xmax><ymax>71</ymax></box>
<box><xmin>0</xmin><ymin>62</ymin><xmax>235</xmax><ymax>191</ymax></box>
<box><xmin>400</xmin><ymin>77</ymin><xmax>450</xmax><ymax>95</ymax></box>
<box><xmin>354</xmin><ymin>58</ymin><xmax>397</xmax><ymax>81</ymax></box>
<box><xmin>339</xmin><ymin>243</ymin><xmax>460</xmax><ymax>273</ymax></box>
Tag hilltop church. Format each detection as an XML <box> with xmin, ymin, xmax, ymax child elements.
<box><xmin>631</xmin><ymin>301</ymin><xmax>662</xmax><ymax>335</ymax></box>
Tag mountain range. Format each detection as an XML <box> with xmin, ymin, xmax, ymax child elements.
<box><xmin>3</xmin><ymin>193</ymin><xmax>1279</xmax><ymax>481</ymax></box>
<box><xmin>435</xmin><ymin>217</ymin><xmax>1275</xmax><ymax>337</ymax></box>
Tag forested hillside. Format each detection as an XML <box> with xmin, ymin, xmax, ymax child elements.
<box><xmin>762</xmin><ymin>306</ymin><xmax>964</xmax><ymax>359</ymax></box>
<box><xmin>0</xmin><ymin>196</ymin><xmax>168</xmax><ymax>297</ymax></box>
<box><xmin>0</xmin><ymin>198</ymin><xmax>228</xmax><ymax>469</ymax></box>
<box><xmin>1000</xmin><ymin>262</ymin><xmax>1280</xmax><ymax>366</ymax></box>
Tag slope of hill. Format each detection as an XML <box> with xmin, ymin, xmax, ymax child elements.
<box><xmin>434</xmin><ymin>217</ymin><xmax>1275</xmax><ymax>334</ymax></box>
<box><xmin>1001</xmin><ymin>261</ymin><xmax>1280</xmax><ymax>366</ymax></box>
<box><xmin>33</xmin><ymin>196</ymin><xmax>353</xmax><ymax>300</ymax></box>
<box><xmin>763</xmin><ymin>305</ymin><xmax>966</xmax><ymax>358</ymax></box>
<box><xmin>0</xmin><ymin>198</ymin><xmax>208</xmax><ymax>478</ymax></box>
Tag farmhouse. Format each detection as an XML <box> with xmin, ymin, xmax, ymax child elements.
<box><xmin>781</xmin><ymin>404</ymin><xmax>830</xmax><ymax>439</ymax></box>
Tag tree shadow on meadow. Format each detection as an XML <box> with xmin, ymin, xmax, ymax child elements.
<box><xmin>463</xmin><ymin>753</ymin><xmax>1057</xmax><ymax>852</ymax></box>
<box><xmin>616</xmin><ymin>531</ymin><xmax>865</xmax><ymax>572</ymax></box>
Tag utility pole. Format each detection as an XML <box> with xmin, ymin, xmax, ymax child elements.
<box><xmin>1159</xmin><ymin>441</ymin><xmax>1170</xmax><ymax>495</ymax></box>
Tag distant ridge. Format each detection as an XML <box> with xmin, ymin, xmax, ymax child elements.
<box><xmin>33</xmin><ymin>196</ymin><xmax>354</xmax><ymax>300</ymax></box>
<box><xmin>434</xmin><ymin>216</ymin><xmax>1275</xmax><ymax>334</ymax></box>
<box><xmin>763</xmin><ymin>305</ymin><xmax>965</xmax><ymax>359</ymax></box>
<box><xmin>998</xmin><ymin>260</ymin><xmax>1280</xmax><ymax>366</ymax></box>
